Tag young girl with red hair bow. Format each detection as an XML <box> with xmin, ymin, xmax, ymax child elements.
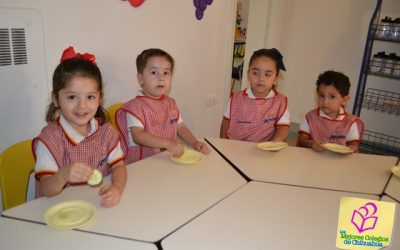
<box><xmin>33</xmin><ymin>46</ymin><xmax>127</xmax><ymax>207</ymax></box>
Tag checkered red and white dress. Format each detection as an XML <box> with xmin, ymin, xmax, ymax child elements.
<box><xmin>226</xmin><ymin>90</ymin><xmax>288</xmax><ymax>142</ymax></box>
<box><xmin>305</xmin><ymin>108</ymin><xmax>364</xmax><ymax>145</ymax></box>
<box><xmin>32</xmin><ymin>119</ymin><xmax>121</xmax><ymax>198</ymax></box>
<box><xmin>116</xmin><ymin>95</ymin><xmax>179</xmax><ymax>164</ymax></box>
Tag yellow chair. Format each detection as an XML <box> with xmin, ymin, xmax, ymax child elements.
<box><xmin>0</xmin><ymin>140</ymin><xmax>35</xmax><ymax>210</ymax></box>
<box><xmin>106</xmin><ymin>103</ymin><xmax>123</xmax><ymax>129</ymax></box>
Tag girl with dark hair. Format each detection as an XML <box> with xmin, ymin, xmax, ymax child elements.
<box><xmin>33</xmin><ymin>46</ymin><xmax>127</xmax><ymax>207</ymax></box>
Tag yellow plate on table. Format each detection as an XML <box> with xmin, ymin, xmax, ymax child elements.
<box><xmin>322</xmin><ymin>143</ymin><xmax>353</xmax><ymax>154</ymax></box>
<box><xmin>256</xmin><ymin>141</ymin><xmax>288</xmax><ymax>151</ymax></box>
<box><xmin>391</xmin><ymin>166</ymin><xmax>400</xmax><ymax>178</ymax></box>
<box><xmin>44</xmin><ymin>200</ymin><xmax>97</xmax><ymax>230</ymax></box>
<box><xmin>170</xmin><ymin>149</ymin><xmax>204</xmax><ymax>165</ymax></box>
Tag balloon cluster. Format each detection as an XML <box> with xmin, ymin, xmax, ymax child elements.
<box><xmin>193</xmin><ymin>0</ymin><xmax>213</xmax><ymax>20</ymax></box>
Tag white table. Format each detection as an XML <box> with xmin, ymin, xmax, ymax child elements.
<box><xmin>2</xmin><ymin>147</ymin><xmax>246</xmax><ymax>243</ymax></box>
<box><xmin>206</xmin><ymin>137</ymin><xmax>397</xmax><ymax>194</ymax></box>
<box><xmin>384</xmin><ymin>174</ymin><xmax>400</xmax><ymax>202</ymax></box>
<box><xmin>0</xmin><ymin>217</ymin><xmax>156</xmax><ymax>250</ymax></box>
<box><xmin>380</xmin><ymin>195</ymin><xmax>400</xmax><ymax>249</ymax></box>
<box><xmin>162</xmin><ymin>181</ymin><xmax>379</xmax><ymax>250</ymax></box>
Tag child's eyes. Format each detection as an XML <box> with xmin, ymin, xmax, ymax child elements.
<box><xmin>163</xmin><ymin>71</ymin><xmax>171</xmax><ymax>76</ymax></box>
<box><xmin>67</xmin><ymin>95</ymin><xmax>76</xmax><ymax>100</ymax></box>
<box><xmin>151</xmin><ymin>71</ymin><xmax>157</xmax><ymax>75</ymax></box>
<box><xmin>87</xmin><ymin>95</ymin><xmax>97</xmax><ymax>100</ymax></box>
<box><xmin>318</xmin><ymin>94</ymin><xmax>337</xmax><ymax>99</ymax></box>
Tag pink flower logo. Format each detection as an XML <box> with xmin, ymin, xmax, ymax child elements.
<box><xmin>351</xmin><ymin>202</ymin><xmax>378</xmax><ymax>233</ymax></box>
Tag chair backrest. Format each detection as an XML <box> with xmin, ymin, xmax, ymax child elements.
<box><xmin>0</xmin><ymin>140</ymin><xmax>35</xmax><ymax>210</ymax></box>
<box><xmin>106</xmin><ymin>103</ymin><xmax>123</xmax><ymax>129</ymax></box>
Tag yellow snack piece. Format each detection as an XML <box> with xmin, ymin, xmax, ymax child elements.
<box><xmin>87</xmin><ymin>169</ymin><xmax>102</xmax><ymax>186</ymax></box>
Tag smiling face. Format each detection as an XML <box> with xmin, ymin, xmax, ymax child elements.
<box><xmin>54</xmin><ymin>76</ymin><xmax>100</xmax><ymax>136</ymax></box>
<box><xmin>137</xmin><ymin>56</ymin><xmax>172</xmax><ymax>99</ymax></box>
<box><xmin>317</xmin><ymin>83</ymin><xmax>349</xmax><ymax>119</ymax></box>
<box><xmin>247</xmin><ymin>56</ymin><xmax>279</xmax><ymax>98</ymax></box>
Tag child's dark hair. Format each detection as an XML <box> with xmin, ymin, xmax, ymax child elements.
<box><xmin>248</xmin><ymin>48</ymin><xmax>286</xmax><ymax>76</ymax></box>
<box><xmin>46</xmin><ymin>57</ymin><xmax>107</xmax><ymax>124</ymax></box>
<box><xmin>316</xmin><ymin>70</ymin><xmax>350</xmax><ymax>97</ymax></box>
<box><xmin>136</xmin><ymin>48</ymin><xmax>174</xmax><ymax>74</ymax></box>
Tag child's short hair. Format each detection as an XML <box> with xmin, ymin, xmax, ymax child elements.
<box><xmin>316</xmin><ymin>70</ymin><xmax>350</xmax><ymax>97</ymax></box>
<box><xmin>136</xmin><ymin>48</ymin><xmax>174</xmax><ymax>74</ymax></box>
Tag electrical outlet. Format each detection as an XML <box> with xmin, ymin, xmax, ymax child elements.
<box><xmin>205</xmin><ymin>93</ymin><xmax>217</xmax><ymax>107</ymax></box>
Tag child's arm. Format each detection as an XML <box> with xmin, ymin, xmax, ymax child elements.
<box><xmin>346</xmin><ymin>122</ymin><xmax>362</xmax><ymax>153</ymax></box>
<box><xmin>39</xmin><ymin>162</ymin><xmax>92</xmax><ymax>197</ymax></box>
<box><xmin>298</xmin><ymin>133</ymin><xmax>325</xmax><ymax>152</ymax></box>
<box><xmin>347</xmin><ymin>141</ymin><xmax>360</xmax><ymax>153</ymax></box>
<box><xmin>177</xmin><ymin>123</ymin><xmax>210</xmax><ymax>154</ymax></box>
<box><xmin>99</xmin><ymin>160</ymin><xmax>127</xmax><ymax>208</ymax></box>
<box><xmin>273</xmin><ymin>125</ymin><xmax>289</xmax><ymax>142</ymax></box>
<box><xmin>131</xmin><ymin>127</ymin><xmax>184</xmax><ymax>157</ymax></box>
<box><xmin>220</xmin><ymin>118</ymin><xmax>229</xmax><ymax>138</ymax></box>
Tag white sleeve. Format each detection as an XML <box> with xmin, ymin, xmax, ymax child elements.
<box><xmin>346</xmin><ymin>122</ymin><xmax>360</xmax><ymax>141</ymax></box>
<box><xmin>126</xmin><ymin>113</ymin><xmax>142</xmax><ymax>147</ymax></box>
<box><xmin>34</xmin><ymin>140</ymin><xmax>59</xmax><ymax>173</ymax></box>
<box><xmin>126</xmin><ymin>113</ymin><xmax>144</xmax><ymax>128</ymax></box>
<box><xmin>223</xmin><ymin>98</ymin><xmax>232</xmax><ymax>118</ymax></box>
<box><xmin>107</xmin><ymin>142</ymin><xmax>124</xmax><ymax>165</ymax></box>
<box><xmin>276</xmin><ymin>109</ymin><xmax>290</xmax><ymax>125</ymax></box>
<box><xmin>177</xmin><ymin>113</ymin><xmax>183</xmax><ymax>124</ymax></box>
<box><xmin>299</xmin><ymin>118</ymin><xmax>310</xmax><ymax>134</ymax></box>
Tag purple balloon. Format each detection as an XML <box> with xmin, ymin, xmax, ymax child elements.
<box><xmin>206</xmin><ymin>0</ymin><xmax>213</xmax><ymax>5</ymax></box>
<box><xmin>195</xmin><ymin>8</ymin><xmax>204</xmax><ymax>20</ymax></box>
<box><xmin>199</xmin><ymin>0</ymin><xmax>207</xmax><ymax>11</ymax></box>
<box><xmin>193</xmin><ymin>0</ymin><xmax>200</xmax><ymax>8</ymax></box>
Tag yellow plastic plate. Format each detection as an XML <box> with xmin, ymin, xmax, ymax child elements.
<box><xmin>256</xmin><ymin>141</ymin><xmax>288</xmax><ymax>151</ymax></box>
<box><xmin>322</xmin><ymin>143</ymin><xmax>353</xmax><ymax>154</ymax></box>
<box><xmin>44</xmin><ymin>200</ymin><xmax>97</xmax><ymax>230</ymax></box>
<box><xmin>391</xmin><ymin>166</ymin><xmax>400</xmax><ymax>178</ymax></box>
<box><xmin>170</xmin><ymin>149</ymin><xmax>204</xmax><ymax>165</ymax></box>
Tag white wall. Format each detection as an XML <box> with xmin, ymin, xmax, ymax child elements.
<box><xmin>243</xmin><ymin>0</ymin><xmax>376</xmax><ymax>125</ymax></box>
<box><xmin>280</xmin><ymin>0</ymin><xmax>376</xmax><ymax>123</ymax></box>
<box><xmin>0</xmin><ymin>0</ymin><xmax>236</xmax><ymax>151</ymax></box>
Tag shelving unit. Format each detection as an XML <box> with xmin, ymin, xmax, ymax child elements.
<box><xmin>361</xmin><ymin>88</ymin><xmax>400</xmax><ymax>115</ymax></box>
<box><xmin>353</xmin><ymin>0</ymin><xmax>400</xmax><ymax>157</ymax></box>
<box><xmin>230</xmin><ymin>0</ymin><xmax>248</xmax><ymax>93</ymax></box>
<box><xmin>231</xmin><ymin>40</ymin><xmax>245</xmax><ymax>92</ymax></box>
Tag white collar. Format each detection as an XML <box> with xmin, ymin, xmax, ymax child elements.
<box><xmin>136</xmin><ymin>90</ymin><xmax>165</xmax><ymax>99</ymax></box>
<box><xmin>319</xmin><ymin>106</ymin><xmax>345</xmax><ymax>120</ymax></box>
<box><xmin>59</xmin><ymin>114</ymin><xmax>98</xmax><ymax>144</ymax></box>
<box><xmin>245</xmin><ymin>88</ymin><xmax>276</xmax><ymax>99</ymax></box>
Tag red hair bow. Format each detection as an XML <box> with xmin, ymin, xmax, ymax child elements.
<box><xmin>60</xmin><ymin>46</ymin><xmax>96</xmax><ymax>63</ymax></box>
<box><xmin>122</xmin><ymin>0</ymin><xmax>145</xmax><ymax>8</ymax></box>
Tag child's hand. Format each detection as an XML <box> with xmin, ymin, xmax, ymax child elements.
<box><xmin>167</xmin><ymin>140</ymin><xmax>185</xmax><ymax>157</ymax></box>
<box><xmin>311</xmin><ymin>141</ymin><xmax>326</xmax><ymax>152</ymax></box>
<box><xmin>347</xmin><ymin>141</ymin><xmax>360</xmax><ymax>153</ymax></box>
<box><xmin>61</xmin><ymin>162</ymin><xmax>92</xmax><ymax>183</ymax></box>
<box><xmin>194</xmin><ymin>141</ymin><xmax>210</xmax><ymax>154</ymax></box>
<box><xmin>348</xmin><ymin>144</ymin><xmax>358</xmax><ymax>153</ymax></box>
<box><xmin>98</xmin><ymin>184</ymin><xmax>122</xmax><ymax>208</ymax></box>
